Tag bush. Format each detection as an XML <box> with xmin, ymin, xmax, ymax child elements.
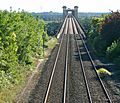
<box><xmin>0</xmin><ymin>10</ymin><xmax>48</xmax><ymax>70</ymax></box>
<box><xmin>88</xmin><ymin>11</ymin><xmax>120</xmax><ymax>62</ymax></box>
<box><xmin>106</xmin><ymin>41</ymin><xmax>120</xmax><ymax>59</ymax></box>
<box><xmin>0</xmin><ymin>9</ymin><xmax>48</xmax><ymax>101</ymax></box>
<box><xmin>93</xmin><ymin>36</ymin><xmax>105</xmax><ymax>53</ymax></box>
<box><xmin>100</xmin><ymin>11</ymin><xmax>120</xmax><ymax>48</ymax></box>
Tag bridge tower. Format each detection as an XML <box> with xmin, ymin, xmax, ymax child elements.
<box><xmin>63</xmin><ymin>6</ymin><xmax>67</xmax><ymax>19</ymax></box>
<box><xmin>62</xmin><ymin>6</ymin><xmax>78</xmax><ymax>19</ymax></box>
<box><xmin>74</xmin><ymin>6</ymin><xmax>78</xmax><ymax>19</ymax></box>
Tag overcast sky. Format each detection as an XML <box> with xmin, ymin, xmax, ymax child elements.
<box><xmin>0</xmin><ymin>0</ymin><xmax>119</xmax><ymax>12</ymax></box>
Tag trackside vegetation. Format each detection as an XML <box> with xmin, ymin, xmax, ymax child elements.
<box><xmin>79</xmin><ymin>11</ymin><xmax>120</xmax><ymax>79</ymax></box>
<box><xmin>0</xmin><ymin>9</ymin><xmax>48</xmax><ymax>102</ymax></box>
<box><xmin>87</xmin><ymin>11</ymin><xmax>120</xmax><ymax>66</ymax></box>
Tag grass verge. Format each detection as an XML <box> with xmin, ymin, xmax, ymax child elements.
<box><xmin>45</xmin><ymin>37</ymin><xmax>57</xmax><ymax>49</ymax></box>
<box><xmin>0</xmin><ymin>65</ymin><xmax>33</xmax><ymax>103</ymax></box>
<box><xmin>0</xmin><ymin>37</ymin><xmax>58</xmax><ymax>103</ymax></box>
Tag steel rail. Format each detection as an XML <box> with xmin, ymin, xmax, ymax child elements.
<box><xmin>73</xmin><ymin>16</ymin><xmax>112</xmax><ymax>103</ymax></box>
<box><xmin>63</xmin><ymin>23</ymin><xmax>69</xmax><ymax>103</ymax></box>
<box><xmin>71</xmin><ymin>17</ymin><xmax>93</xmax><ymax>103</ymax></box>
<box><xmin>80</xmin><ymin>34</ymin><xmax>112</xmax><ymax>103</ymax></box>
<box><xmin>73</xmin><ymin>16</ymin><xmax>86</xmax><ymax>39</ymax></box>
<box><xmin>57</xmin><ymin>15</ymin><xmax>68</xmax><ymax>38</ymax></box>
<box><xmin>64</xmin><ymin>17</ymin><xmax>69</xmax><ymax>35</ymax></box>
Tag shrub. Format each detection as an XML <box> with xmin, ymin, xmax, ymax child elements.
<box><xmin>100</xmin><ymin>11</ymin><xmax>120</xmax><ymax>48</ymax></box>
<box><xmin>106</xmin><ymin>41</ymin><xmax>120</xmax><ymax>59</ymax></box>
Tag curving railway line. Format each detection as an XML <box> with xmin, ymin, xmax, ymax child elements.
<box><xmin>28</xmin><ymin>15</ymin><xmax>115</xmax><ymax>103</ymax></box>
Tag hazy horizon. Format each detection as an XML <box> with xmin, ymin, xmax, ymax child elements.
<box><xmin>0</xmin><ymin>0</ymin><xmax>119</xmax><ymax>13</ymax></box>
<box><xmin>34</xmin><ymin>11</ymin><xmax>110</xmax><ymax>13</ymax></box>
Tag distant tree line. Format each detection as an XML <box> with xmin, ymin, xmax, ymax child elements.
<box><xmin>32</xmin><ymin>12</ymin><xmax>63</xmax><ymax>21</ymax></box>
<box><xmin>32</xmin><ymin>12</ymin><xmax>109</xmax><ymax>22</ymax></box>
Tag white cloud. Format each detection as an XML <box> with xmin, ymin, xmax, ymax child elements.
<box><xmin>0</xmin><ymin>0</ymin><xmax>119</xmax><ymax>12</ymax></box>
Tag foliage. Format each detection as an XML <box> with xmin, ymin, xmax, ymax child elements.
<box><xmin>87</xmin><ymin>16</ymin><xmax>106</xmax><ymax>53</ymax></box>
<box><xmin>46</xmin><ymin>22</ymin><xmax>62</xmax><ymax>36</ymax></box>
<box><xmin>106</xmin><ymin>41</ymin><xmax>120</xmax><ymax>59</ymax></box>
<box><xmin>88</xmin><ymin>11</ymin><xmax>120</xmax><ymax>61</ymax></box>
<box><xmin>32</xmin><ymin>12</ymin><xmax>63</xmax><ymax>21</ymax></box>
<box><xmin>79</xmin><ymin>17</ymin><xmax>92</xmax><ymax>34</ymax></box>
<box><xmin>0</xmin><ymin>64</ymin><xmax>32</xmax><ymax>103</ymax></box>
<box><xmin>46</xmin><ymin>37</ymin><xmax>57</xmax><ymax>49</ymax></box>
<box><xmin>0</xmin><ymin>10</ymin><xmax>47</xmax><ymax>68</ymax></box>
<box><xmin>100</xmin><ymin>11</ymin><xmax>120</xmax><ymax>47</ymax></box>
<box><xmin>0</xmin><ymin>9</ymin><xmax>48</xmax><ymax>102</ymax></box>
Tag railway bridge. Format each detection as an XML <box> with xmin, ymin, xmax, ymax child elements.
<box><xmin>26</xmin><ymin>7</ymin><xmax>116</xmax><ymax>103</ymax></box>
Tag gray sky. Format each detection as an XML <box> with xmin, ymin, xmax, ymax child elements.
<box><xmin>0</xmin><ymin>0</ymin><xmax>119</xmax><ymax>12</ymax></box>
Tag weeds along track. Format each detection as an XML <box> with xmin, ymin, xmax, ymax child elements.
<box><xmin>72</xmin><ymin>16</ymin><xmax>112</xmax><ymax>103</ymax></box>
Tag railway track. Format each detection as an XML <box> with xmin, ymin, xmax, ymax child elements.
<box><xmin>43</xmin><ymin>17</ymin><xmax>70</xmax><ymax>103</ymax></box>
<box><xmin>71</xmin><ymin>16</ymin><xmax>112</xmax><ymax>103</ymax></box>
<box><xmin>43</xmin><ymin>15</ymin><xmax>113</xmax><ymax>103</ymax></box>
<box><xmin>28</xmin><ymin>15</ymin><xmax>114</xmax><ymax>103</ymax></box>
